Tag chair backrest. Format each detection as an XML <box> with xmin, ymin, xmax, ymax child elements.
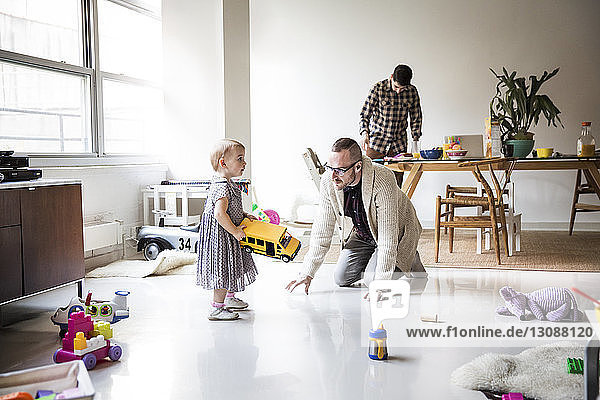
<box><xmin>458</xmin><ymin>158</ymin><xmax>517</xmax><ymax>206</ymax></box>
<box><xmin>303</xmin><ymin>148</ymin><xmax>326</xmax><ymax>189</ymax></box>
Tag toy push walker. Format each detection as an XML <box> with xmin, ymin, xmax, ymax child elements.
<box><xmin>53</xmin><ymin>311</ymin><xmax>122</xmax><ymax>370</ymax></box>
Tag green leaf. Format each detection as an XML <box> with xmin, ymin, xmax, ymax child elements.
<box><xmin>489</xmin><ymin>67</ymin><xmax>562</xmax><ymax>137</ymax></box>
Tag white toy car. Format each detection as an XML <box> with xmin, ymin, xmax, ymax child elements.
<box><xmin>136</xmin><ymin>225</ymin><xmax>199</xmax><ymax>261</ymax></box>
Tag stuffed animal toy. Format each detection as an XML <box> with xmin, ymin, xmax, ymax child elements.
<box><xmin>496</xmin><ymin>286</ymin><xmax>582</xmax><ymax>322</ymax></box>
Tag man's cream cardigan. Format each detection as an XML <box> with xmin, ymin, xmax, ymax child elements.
<box><xmin>302</xmin><ymin>155</ymin><xmax>422</xmax><ymax>280</ymax></box>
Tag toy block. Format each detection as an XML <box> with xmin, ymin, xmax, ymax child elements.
<box><xmin>501</xmin><ymin>394</ymin><xmax>523</xmax><ymax>400</ymax></box>
<box><xmin>74</xmin><ymin>335</ymin><xmax>106</xmax><ymax>356</ymax></box>
<box><xmin>567</xmin><ymin>357</ymin><xmax>584</xmax><ymax>374</ymax></box>
<box><xmin>67</xmin><ymin>312</ymin><xmax>93</xmax><ymax>335</ymax></box>
<box><xmin>92</xmin><ymin>321</ymin><xmax>113</xmax><ymax>339</ymax></box>
<box><xmin>36</xmin><ymin>395</ymin><xmax>56</xmax><ymax>400</ymax></box>
<box><xmin>35</xmin><ymin>391</ymin><xmax>54</xmax><ymax>399</ymax></box>
<box><xmin>73</xmin><ymin>332</ymin><xmax>87</xmax><ymax>351</ymax></box>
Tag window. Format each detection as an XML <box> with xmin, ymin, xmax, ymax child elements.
<box><xmin>248</xmin><ymin>237</ymin><xmax>255</xmax><ymax>244</ymax></box>
<box><xmin>102</xmin><ymin>78</ymin><xmax>162</xmax><ymax>154</ymax></box>
<box><xmin>0</xmin><ymin>61</ymin><xmax>92</xmax><ymax>153</ymax></box>
<box><xmin>0</xmin><ymin>0</ymin><xmax>83</xmax><ymax>65</ymax></box>
<box><xmin>0</xmin><ymin>0</ymin><xmax>163</xmax><ymax>157</ymax></box>
<box><xmin>256</xmin><ymin>239</ymin><xmax>264</xmax><ymax>246</ymax></box>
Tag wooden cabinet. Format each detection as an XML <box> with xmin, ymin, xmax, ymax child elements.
<box><xmin>0</xmin><ymin>190</ymin><xmax>20</xmax><ymax>227</ymax></box>
<box><xmin>0</xmin><ymin>183</ymin><xmax>84</xmax><ymax>304</ymax></box>
<box><xmin>0</xmin><ymin>226</ymin><xmax>22</xmax><ymax>303</ymax></box>
<box><xmin>21</xmin><ymin>185</ymin><xmax>84</xmax><ymax>295</ymax></box>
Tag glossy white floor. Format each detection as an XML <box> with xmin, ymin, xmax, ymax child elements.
<box><xmin>1</xmin><ymin>259</ymin><xmax>599</xmax><ymax>400</ymax></box>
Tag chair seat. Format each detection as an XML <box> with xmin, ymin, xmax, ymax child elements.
<box><xmin>440</xmin><ymin>196</ymin><xmax>489</xmax><ymax>207</ymax></box>
<box><xmin>440</xmin><ymin>215</ymin><xmax>495</xmax><ymax>229</ymax></box>
<box><xmin>575</xmin><ymin>203</ymin><xmax>600</xmax><ymax>211</ymax></box>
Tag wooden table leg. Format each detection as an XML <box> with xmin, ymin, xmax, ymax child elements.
<box><xmin>583</xmin><ymin>162</ymin><xmax>600</xmax><ymax>201</ymax></box>
<box><xmin>401</xmin><ymin>164</ymin><xmax>423</xmax><ymax>199</ymax></box>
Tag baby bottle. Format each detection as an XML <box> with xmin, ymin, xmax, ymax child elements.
<box><xmin>368</xmin><ymin>325</ymin><xmax>388</xmax><ymax>360</ymax></box>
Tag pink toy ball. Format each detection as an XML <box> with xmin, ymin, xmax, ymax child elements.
<box><xmin>263</xmin><ymin>209</ymin><xmax>280</xmax><ymax>225</ymax></box>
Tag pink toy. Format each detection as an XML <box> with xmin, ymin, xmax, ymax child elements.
<box><xmin>53</xmin><ymin>311</ymin><xmax>122</xmax><ymax>370</ymax></box>
<box><xmin>262</xmin><ymin>209</ymin><xmax>280</xmax><ymax>225</ymax></box>
<box><xmin>501</xmin><ymin>393</ymin><xmax>524</xmax><ymax>400</ymax></box>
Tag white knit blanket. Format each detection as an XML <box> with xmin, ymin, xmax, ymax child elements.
<box><xmin>86</xmin><ymin>250</ymin><xmax>197</xmax><ymax>278</ymax></box>
<box><xmin>451</xmin><ymin>342</ymin><xmax>584</xmax><ymax>400</ymax></box>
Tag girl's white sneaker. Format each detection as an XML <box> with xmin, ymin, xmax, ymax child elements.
<box><xmin>224</xmin><ymin>297</ymin><xmax>249</xmax><ymax>310</ymax></box>
<box><xmin>208</xmin><ymin>306</ymin><xmax>240</xmax><ymax>320</ymax></box>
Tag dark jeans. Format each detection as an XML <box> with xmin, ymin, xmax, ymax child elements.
<box><xmin>334</xmin><ymin>232</ymin><xmax>425</xmax><ymax>287</ymax></box>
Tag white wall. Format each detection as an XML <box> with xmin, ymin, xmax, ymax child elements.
<box><xmin>162</xmin><ymin>0</ymin><xmax>253</xmax><ymax>181</ymax></box>
<box><xmin>250</xmin><ymin>0</ymin><xmax>600</xmax><ymax>229</ymax></box>
<box><xmin>40</xmin><ymin>164</ymin><xmax>168</xmax><ymax>232</ymax></box>
<box><xmin>162</xmin><ymin>0</ymin><xmax>225</xmax><ymax>179</ymax></box>
<box><xmin>223</xmin><ymin>0</ymin><xmax>252</xmax><ymax>178</ymax></box>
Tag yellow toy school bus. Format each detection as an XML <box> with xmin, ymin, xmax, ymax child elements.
<box><xmin>239</xmin><ymin>218</ymin><xmax>301</xmax><ymax>262</ymax></box>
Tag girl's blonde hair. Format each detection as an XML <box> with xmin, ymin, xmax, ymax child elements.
<box><xmin>210</xmin><ymin>139</ymin><xmax>245</xmax><ymax>171</ymax></box>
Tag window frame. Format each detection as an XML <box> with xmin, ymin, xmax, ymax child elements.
<box><xmin>0</xmin><ymin>0</ymin><xmax>163</xmax><ymax>166</ymax></box>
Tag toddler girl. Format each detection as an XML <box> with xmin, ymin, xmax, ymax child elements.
<box><xmin>197</xmin><ymin>139</ymin><xmax>258</xmax><ymax>320</ymax></box>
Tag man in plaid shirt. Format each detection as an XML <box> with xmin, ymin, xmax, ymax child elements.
<box><xmin>359</xmin><ymin>64</ymin><xmax>422</xmax><ymax>184</ymax></box>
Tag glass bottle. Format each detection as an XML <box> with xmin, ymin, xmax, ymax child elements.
<box><xmin>577</xmin><ymin>122</ymin><xmax>595</xmax><ymax>157</ymax></box>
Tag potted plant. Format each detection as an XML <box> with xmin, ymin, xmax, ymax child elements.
<box><xmin>490</xmin><ymin>67</ymin><xmax>564</xmax><ymax>158</ymax></box>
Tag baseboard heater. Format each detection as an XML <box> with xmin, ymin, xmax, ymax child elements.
<box><xmin>83</xmin><ymin>221</ymin><xmax>121</xmax><ymax>252</ymax></box>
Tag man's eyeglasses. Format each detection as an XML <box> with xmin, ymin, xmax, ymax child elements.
<box><xmin>324</xmin><ymin>160</ymin><xmax>361</xmax><ymax>176</ymax></box>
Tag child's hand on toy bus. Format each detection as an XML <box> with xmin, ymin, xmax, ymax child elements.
<box><xmin>244</xmin><ymin>213</ymin><xmax>258</xmax><ymax>221</ymax></box>
<box><xmin>233</xmin><ymin>225</ymin><xmax>246</xmax><ymax>241</ymax></box>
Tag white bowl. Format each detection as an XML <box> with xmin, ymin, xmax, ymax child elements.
<box><xmin>447</xmin><ymin>150</ymin><xmax>468</xmax><ymax>160</ymax></box>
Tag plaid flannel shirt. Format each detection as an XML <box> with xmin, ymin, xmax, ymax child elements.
<box><xmin>359</xmin><ymin>79</ymin><xmax>422</xmax><ymax>155</ymax></box>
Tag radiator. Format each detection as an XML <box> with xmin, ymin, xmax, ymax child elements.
<box><xmin>83</xmin><ymin>221</ymin><xmax>121</xmax><ymax>252</ymax></box>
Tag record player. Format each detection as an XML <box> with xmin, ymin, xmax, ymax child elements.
<box><xmin>0</xmin><ymin>150</ymin><xmax>42</xmax><ymax>183</ymax></box>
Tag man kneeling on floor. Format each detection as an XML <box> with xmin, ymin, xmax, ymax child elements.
<box><xmin>286</xmin><ymin>137</ymin><xmax>426</xmax><ymax>295</ymax></box>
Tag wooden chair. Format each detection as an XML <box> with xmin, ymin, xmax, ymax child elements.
<box><xmin>443</xmin><ymin>184</ymin><xmax>477</xmax><ymax>234</ymax></box>
<box><xmin>569</xmin><ymin>169</ymin><xmax>600</xmax><ymax>235</ymax></box>
<box><xmin>445</xmin><ymin>167</ymin><xmax>522</xmax><ymax>256</ymax></box>
<box><xmin>434</xmin><ymin>158</ymin><xmax>514</xmax><ymax>265</ymax></box>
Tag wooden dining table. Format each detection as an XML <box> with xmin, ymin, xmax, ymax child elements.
<box><xmin>382</xmin><ymin>156</ymin><xmax>600</xmax><ymax>200</ymax></box>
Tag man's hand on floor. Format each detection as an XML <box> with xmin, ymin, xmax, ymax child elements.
<box><xmin>286</xmin><ymin>275</ymin><xmax>313</xmax><ymax>295</ymax></box>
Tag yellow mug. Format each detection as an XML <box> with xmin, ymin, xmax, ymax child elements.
<box><xmin>536</xmin><ymin>147</ymin><xmax>553</xmax><ymax>158</ymax></box>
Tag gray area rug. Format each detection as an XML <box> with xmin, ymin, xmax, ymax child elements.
<box><xmin>420</xmin><ymin>230</ymin><xmax>600</xmax><ymax>272</ymax></box>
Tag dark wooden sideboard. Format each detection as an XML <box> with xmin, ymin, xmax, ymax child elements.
<box><xmin>0</xmin><ymin>182</ymin><xmax>84</xmax><ymax>304</ymax></box>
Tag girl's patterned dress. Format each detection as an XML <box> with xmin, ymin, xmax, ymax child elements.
<box><xmin>196</xmin><ymin>178</ymin><xmax>257</xmax><ymax>291</ymax></box>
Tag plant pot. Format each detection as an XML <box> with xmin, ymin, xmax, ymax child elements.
<box><xmin>505</xmin><ymin>139</ymin><xmax>535</xmax><ymax>158</ymax></box>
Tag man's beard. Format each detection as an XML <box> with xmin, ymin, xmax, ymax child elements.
<box><xmin>336</xmin><ymin>169</ymin><xmax>356</xmax><ymax>190</ymax></box>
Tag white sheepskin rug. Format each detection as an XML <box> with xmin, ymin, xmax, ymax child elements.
<box><xmin>87</xmin><ymin>250</ymin><xmax>197</xmax><ymax>278</ymax></box>
<box><xmin>450</xmin><ymin>342</ymin><xmax>584</xmax><ymax>400</ymax></box>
